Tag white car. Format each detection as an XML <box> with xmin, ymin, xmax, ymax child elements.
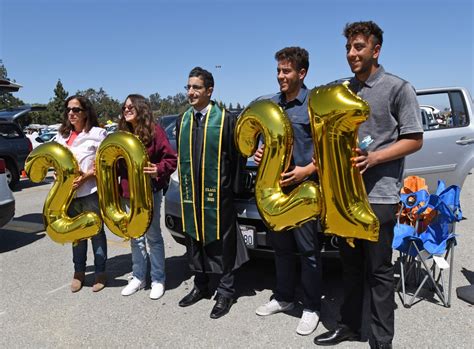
<box><xmin>0</xmin><ymin>158</ymin><xmax>15</xmax><ymax>228</ymax></box>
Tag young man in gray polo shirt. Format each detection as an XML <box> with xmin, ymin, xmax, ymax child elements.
<box><xmin>314</xmin><ymin>21</ymin><xmax>423</xmax><ymax>349</ymax></box>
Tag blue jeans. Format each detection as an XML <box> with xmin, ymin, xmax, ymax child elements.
<box><xmin>128</xmin><ymin>191</ymin><xmax>165</xmax><ymax>284</ymax></box>
<box><xmin>68</xmin><ymin>192</ymin><xmax>107</xmax><ymax>273</ymax></box>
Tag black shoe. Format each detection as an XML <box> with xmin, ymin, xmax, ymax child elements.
<box><xmin>210</xmin><ymin>294</ymin><xmax>233</xmax><ymax>319</ymax></box>
<box><xmin>314</xmin><ymin>325</ymin><xmax>359</xmax><ymax>346</ymax></box>
<box><xmin>178</xmin><ymin>287</ymin><xmax>210</xmax><ymax>307</ymax></box>
<box><xmin>372</xmin><ymin>342</ymin><xmax>392</xmax><ymax>349</ymax></box>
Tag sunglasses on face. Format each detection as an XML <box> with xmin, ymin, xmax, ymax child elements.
<box><xmin>66</xmin><ymin>107</ymin><xmax>84</xmax><ymax>113</ymax></box>
<box><xmin>184</xmin><ymin>84</ymin><xmax>205</xmax><ymax>91</ymax></box>
<box><xmin>122</xmin><ymin>105</ymin><xmax>136</xmax><ymax>111</ymax></box>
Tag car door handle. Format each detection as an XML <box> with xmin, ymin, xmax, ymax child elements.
<box><xmin>456</xmin><ymin>137</ymin><xmax>474</xmax><ymax>145</ymax></box>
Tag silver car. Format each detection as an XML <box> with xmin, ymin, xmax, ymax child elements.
<box><xmin>0</xmin><ymin>158</ymin><xmax>15</xmax><ymax>228</ymax></box>
<box><xmin>165</xmin><ymin>87</ymin><xmax>474</xmax><ymax>253</ymax></box>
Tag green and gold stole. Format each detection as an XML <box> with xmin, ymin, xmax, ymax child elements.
<box><xmin>178</xmin><ymin>104</ymin><xmax>225</xmax><ymax>244</ymax></box>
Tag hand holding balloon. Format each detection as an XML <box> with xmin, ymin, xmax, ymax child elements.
<box><xmin>144</xmin><ymin>162</ymin><xmax>158</xmax><ymax>179</ymax></box>
<box><xmin>254</xmin><ymin>145</ymin><xmax>264</xmax><ymax>166</ymax></box>
<box><xmin>72</xmin><ymin>170</ymin><xmax>93</xmax><ymax>190</ymax></box>
<box><xmin>352</xmin><ymin>147</ymin><xmax>371</xmax><ymax>175</ymax></box>
<box><xmin>280</xmin><ymin>164</ymin><xmax>315</xmax><ymax>188</ymax></box>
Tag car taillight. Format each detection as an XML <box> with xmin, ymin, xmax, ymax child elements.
<box><xmin>0</xmin><ymin>159</ymin><xmax>5</xmax><ymax>174</ymax></box>
<box><xmin>26</xmin><ymin>138</ymin><xmax>33</xmax><ymax>152</ymax></box>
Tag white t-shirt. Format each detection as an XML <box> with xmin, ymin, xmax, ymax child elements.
<box><xmin>56</xmin><ymin>126</ymin><xmax>107</xmax><ymax>198</ymax></box>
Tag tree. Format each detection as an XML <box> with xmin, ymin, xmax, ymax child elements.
<box><xmin>0</xmin><ymin>62</ymin><xmax>24</xmax><ymax>109</ymax></box>
<box><xmin>149</xmin><ymin>92</ymin><xmax>161</xmax><ymax>110</ymax></box>
<box><xmin>76</xmin><ymin>87</ymin><xmax>121</xmax><ymax>124</ymax></box>
<box><xmin>45</xmin><ymin>79</ymin><xmax>69</xmax><ymax>124</ymax></box>
<box><xmin>149</xmin><ymin>92</ymin><xmax>188</xmax><ymax>116</ymax></box>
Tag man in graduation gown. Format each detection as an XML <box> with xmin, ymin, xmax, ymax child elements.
<box><xmin>176</xmin><ymin>66</ymin><xmax>249</xmax><ymax>319</ymax></box>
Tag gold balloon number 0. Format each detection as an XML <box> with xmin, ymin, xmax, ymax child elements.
<box><xmin>235</xmin><ymin>83</ymin><xmax>379</xmax><ymax>241</ymax></box>
<box><xmin>25</xmin><ymin>131</ymin><xmax>153</xmax><ymax>243</ymax></box>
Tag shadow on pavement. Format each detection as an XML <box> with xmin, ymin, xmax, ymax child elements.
<box><xmin>460</xmin><ymin>267</ymin><xmax>474</xmax><ymax>284</ymax></box>
<box><xmin>86</xmin><ymin>252</ymin><xmax>193</xmax><ymax>290</ymax></box>
<box><xmin>0</xmin><ymin>213</ymin><xmax>46</xmax><ymax>253</ymax></box>
<box><xmin>85</xmin><ymin>253</ymin><xmax>132</xmax><ymax>287</ymax></box>
<box><xmin>12</xmin><ymin>176</ymin><xmax>54</xmax><ymax>192</ymax></box>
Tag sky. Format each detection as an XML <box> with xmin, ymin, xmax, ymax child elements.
<box><xmin>1</xmin><ymin>0</ymin><xmax>473</xmax><ymax>107</ymax></box>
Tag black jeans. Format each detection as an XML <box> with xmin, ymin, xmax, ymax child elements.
<box><xmin>339</xmin><ymin>204</ymin><xmax>397</xmax><ymax>344</ymax></box>
<box><xmin>270</xmin><ymin>219</ymin><xmax>322</xmax><ymax>311</ymax></box>
<box><xmin>194</xmin><ymin>271</ymin><xmax>235</xmax><ymax>298</ymax></box>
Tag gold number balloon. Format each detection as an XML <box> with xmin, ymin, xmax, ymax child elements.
<box><xmin>235</xmin><ymin>83</ymin><xmax>379</xmax><ymax>241</ymax></box>
<box><xmin>25</xmin><ymin>142</ymin><xmax>102</xmax><ymax>244</ymax></box>
<box><xmin>234</xmin><ymin>99</ymin><xmax>322</xmax><ymax>232</ymax></box>
<box><xmin>95</xmin><ymin>131</ymin><xmax>153</xmax><ymax>239</ymax></box>
<box><xmin>309</xmin><ymin>82</ymin><xmax>379</xmax><ymax>241</ymax></box>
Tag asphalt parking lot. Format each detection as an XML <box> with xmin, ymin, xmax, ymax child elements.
<box><xmin>0</xmin><ymin>173</ymin><xmax>473</xmax><ymax>348</ymax></box>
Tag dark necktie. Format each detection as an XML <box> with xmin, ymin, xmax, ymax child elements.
<box><xmin>195</xmin><ymin>112</ymin><xmax>203</xmax><ymax>123</ymax></box>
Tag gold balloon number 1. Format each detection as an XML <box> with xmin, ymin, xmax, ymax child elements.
<box><xmin>25</xmin><ymin>131</ymin><xmax>153</xmax><ymax>244</ymax></box>
<box><xmin>235</xmin><ymin>83</ymin><xmax>379</xmax><ymax>241</ymax></box>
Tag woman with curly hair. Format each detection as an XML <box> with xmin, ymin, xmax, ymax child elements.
<box><xmin>119</xmin><ymin>94</ymin><xmax>177</xmax><ymax>300</ymax></box>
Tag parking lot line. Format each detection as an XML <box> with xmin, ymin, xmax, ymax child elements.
<box><xmin>46</xmin><ymin>283</ymin><xmax>69</xmax><ymax>294</ymax></box>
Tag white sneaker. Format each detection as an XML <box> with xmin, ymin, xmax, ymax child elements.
<box><xmin>296</xmin><ymin>310</ymin><xmax>320</xmax><ymax>336</ymax></box>
<box><xmin>121</xmin><ymin>277</ymin><xmax>145</xmax><ymax>296</ymax></box>
<box><xmin>255</xmin><ymin>299</ymin><xmax>294</xmax><ymax>316</ymax></box>
<box><xmin>149</xmin><ymin>282</ymin><xmax>165</xmax><ymax>300</ymax></box>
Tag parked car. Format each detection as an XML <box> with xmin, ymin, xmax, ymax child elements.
<box><xmin>35</xmin><ymin>131</ymin><xmax>58</xmax><ymax>143</ymax></box>
<box><xmin>157</xmin><ymin>114</ymin><xmax>179</xmax><ymax>131</ymax></box>
<box><xmin>164</xmin><ymin>119</ymin><xmax>177</xmax><ymax>152</ymax></box>
<box><xmin>0</xmin><ymin>119</ymin><xmax>32</xmax><ymax>188</ymax></box>
<box><xmin>0</xmin><ymin>158</ymin><xmax>15</xmax><ymax>228</ymax></box>
<box><xmin>164</xmin><ymin>87</ymin><xmax>474</xmax><ymax>254</ymax></box>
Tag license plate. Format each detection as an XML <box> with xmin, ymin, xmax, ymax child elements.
<box><xmin>240</xmin><ymin>225</ymin><xmax>256</xmax><ymax>249</ymax></box>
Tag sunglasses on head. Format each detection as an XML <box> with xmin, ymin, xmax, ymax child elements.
<box><xmin>66</xmin><ymin>107</ymin><xmax>84</xmax><ymax>113</ymax></box>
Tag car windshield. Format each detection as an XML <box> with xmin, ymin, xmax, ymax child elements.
<box><xmin>38</xmin><ymin>133</ymin><xmax>56</xmax><ymax>142</ymax></box>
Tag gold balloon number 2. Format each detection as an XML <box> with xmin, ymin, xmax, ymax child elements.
<box><xmin>25</xmin><ymin>131</ymin><xmax>153</xmax><ymax>244</ymax></box>
<box><xmin>235</xmin><ymin>83</ymin><xmax>380</xmax><ymax>241</ymax></box>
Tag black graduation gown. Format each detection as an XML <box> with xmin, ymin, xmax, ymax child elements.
<box><xmin>176</xmin><ymin>107</ymin><xmax>249</xmax><ymax>274</ymax></box>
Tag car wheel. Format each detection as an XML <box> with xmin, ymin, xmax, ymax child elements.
<box><xmin>5</xmin><ymin>160</ymin><xmax>19</xmax><ymax>189</ymax></box>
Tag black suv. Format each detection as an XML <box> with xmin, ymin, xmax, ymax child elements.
<box><xmin>0</xmin><ymin>107</ymin><xmax>35</xmax><ymax>188</ymax></box>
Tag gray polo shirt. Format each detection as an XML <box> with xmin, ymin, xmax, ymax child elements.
<box><xmin>349</xmin><ymin>66</ymin><xmax>423</xmax><ymax>204</ymax></box>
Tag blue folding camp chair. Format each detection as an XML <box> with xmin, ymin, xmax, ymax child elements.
<box><xmin>393</xmin><ymin>180</ymin><xmax>462</xmax><ymax>308</ymax></box>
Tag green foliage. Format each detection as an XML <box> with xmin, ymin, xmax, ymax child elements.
<box><xmin>0</xmin><ymin>63</ymin><xmax>24</xmax><ymax>109</ymax></box>
<box><xmin>149</xmin><ymin>92</ymin><xmax>189</xmax><ymax>116</ymax></box>
<box><xmin>44</xmin><ymin>79</ymin><xmax>69</xmax><ymax>124</ymax></box>
<box><xmin>75</xmin><ymin>87</ymin><xmax>121</xmax><ymax>124</ymax></box>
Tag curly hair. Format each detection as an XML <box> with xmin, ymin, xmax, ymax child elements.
<box><xmin>274</xmin><ymin>47</ymin><xmax>309</xmax><ymax>72</ymax></box>
<box><xmin>119</xmin><ymin>94</ymin><xmax>155</xmax><ymax>146</ymax></box>
<box><xmin>59</xmin><ymin>95</ymin><xmax>99</xmax><ymax>138</ymax></box>
<box><xmin>343</xmin><ymin>21</ymin><xmax>384</xmax><ymax>46</ymax></box>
